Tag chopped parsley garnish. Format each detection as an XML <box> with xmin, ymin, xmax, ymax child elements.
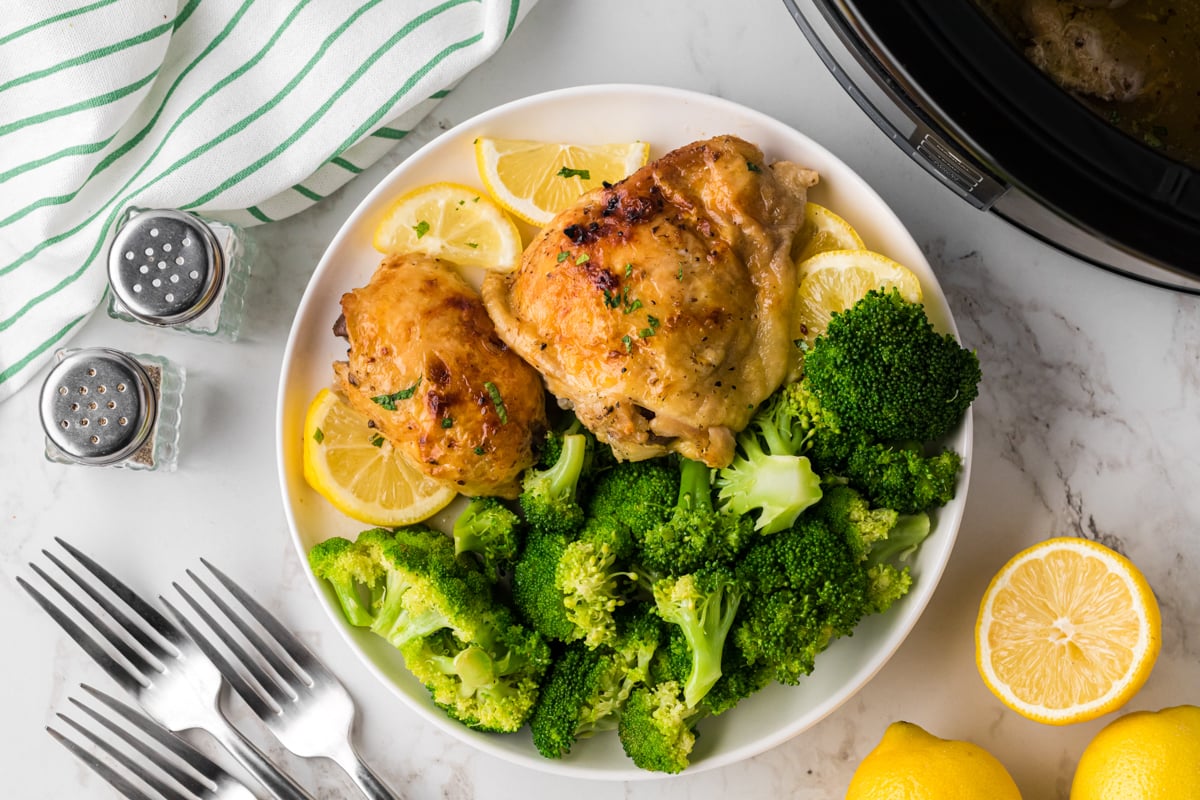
<box><xmin>441</xmin><ymin>417</ymin><xmax>454</xmax><ymax>429</ymax></box>
<box><xmin>622</xmin><ymin>334</ymin><xmax>633</xmax><ymax>352</ymax></box>
<box><xmin>625</xmin><ymin>263</ymin><xmax>633</xmax><ymax>277</ymax></box>
<box><xmin>466</xmin><ymin>242</ymin><xmax>479</xmax><ymax>249</ymax></box>
<box><xmin>575</xmin><ymin>253</ymin><xmax>590</xmax><ymax>265</ymax></box>
<box><xmin>556</xmin><ymin>166</ymin><xmax>591</xmax><ymax>180</ymax></box>
<box><xmin>603</xmin><ymin>289</ymin><xmax>620</xmax><ymax>309</ymax></box>
<box><xmin>746</xmin><ymin>161</ymin><xmax>762</xmax><ymax>173</ymax></box>
<box><xmin>371</xmin><ymin>377</ymin><xmax>422</xmax><ymax>410</ymax></box>
<box><xmin>474</xmin><ymin>446</ymin><xmax>485</xmax><ymax>455</ymax></box>
<box><xmin>369</xmin><ymin>433</ymin><xmax>385</xmax><ymax>447</ymax></box>
<box><xmin>413</xmin><ymin>220</ymin><xmax>431</xmax><ymax>238</ymax></box>
<box><xmin>484</xmin><ymin>381</ymin><xmax>508</xmax><ymax>424</ymax></box>
<box><xmin>557</xmin><ymin>250</ymin><xmax>570</xmax><ymax>263</ymax></box>
<box><xmin>312</xmin><ymin>427</ymin><xmax>324</xmax><ymax>444</ymax></box>
<box><xmin>623</xmin><ymin>297</ymin><xmax>643</xmax><ymax>314</ymax></box>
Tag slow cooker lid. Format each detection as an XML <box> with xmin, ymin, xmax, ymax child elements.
<box><xmin>816</xmin><ymin>0</ymin><xmax>1200</xmax><ymax>278</ymax></box>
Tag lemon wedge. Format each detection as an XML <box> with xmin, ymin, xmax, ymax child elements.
<box><xmin>302</xmin><ymin>389</ymin><xmax>456</xmax><ymax>526</ymax></box>
<box><xmin>792</xmin><ymin>202</ymin><xmax>865</xmax><ymax>264</ymax></box>
<box><xmin>794</xmin><ymin>248</ymin><xmax>923</xmax><ymax>342</ymax></box>
<box><xmin>975</xmin><ymin>537</ymin><xmax>1162</xmax><ymax>725</ymax></box>
<box><xmin>372</xmin><ymin>182</ymin><xmax>522</xmax><ymax>272</ymax></box>
<box><xmin>474</xmin><ymin>137</ymin><xmax>649</xmax><ymax>226</ymax></box>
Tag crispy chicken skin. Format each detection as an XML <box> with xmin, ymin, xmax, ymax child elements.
<box><xmin>334</xmin><ymin>253</ymin><xmax>547</xmax><ymax>498</ymax></box>
<box><xmin>482</xmin><ymin>135</ymin><xmax>816</xmax><ymax>468</ymax></box>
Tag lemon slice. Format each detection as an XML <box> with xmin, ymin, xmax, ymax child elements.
<box><xmin>794</xmin><ymin>248</ymin><xmax>923</xmax><ymax>342</ymax></box>
<box><xmin>474</xmin><ymin>137</ymin><xmax>650</xmax><ymax>226</ymax></box>
<box><xmin>302</xmin><ymin>389</ymin><xmax>456</xmax><ymax>526</ymax></box>
<box><xmin>373</xmin><ymin>182</ymin><xmax>522</xmax><ymax>272</ymax></box>
<box><xmin>792</xmin><ymin>203</ymin><xmax>865</xmax><ymax>264</ymax></box>
<box><xmin>975</xmin><ymin>537</ymin><xmax>1162</xmax><ymax>725</ymax></box>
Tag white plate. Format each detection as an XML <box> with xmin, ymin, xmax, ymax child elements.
<box><xmin>276</xmin><ymin>84</ymin><xmax>972</xmax><ymax>780</ymax></box>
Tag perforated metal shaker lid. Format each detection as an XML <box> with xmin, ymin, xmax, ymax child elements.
<box><xmin>107</xmin><ymin>209</ymin><xmax>224</xmax><ymax>325</ymax></box>
<box><xmin>39</xmin><ymin>349</ymin><xmax>157</xmax><ymax>465</ymax></box>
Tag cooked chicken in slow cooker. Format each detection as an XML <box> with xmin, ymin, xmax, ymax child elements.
<box><xmin>334</xmin><ymin>253</ymin><xmax>547</xmax><ymax>498</ymax></box>
<box><xmin>482</xmin><ymin>135</ymin><xmax>817</xmax><ymax>468</ymax></box>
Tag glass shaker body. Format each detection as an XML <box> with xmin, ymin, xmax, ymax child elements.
<box><xmin>105</xmin><ymin>207</ymin><xmax>253</xmax><ymax>340</ymax></box>
<box><xmin>39</xmin><ymin>348</ymin><xmax>185</xmax><ymax>472</ymax></box>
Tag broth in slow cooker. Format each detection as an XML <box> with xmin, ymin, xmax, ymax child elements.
<box><xmin>975</xmin><ymin>0</ymin><xmax>1200</xmax><ymax>168</ymax></box>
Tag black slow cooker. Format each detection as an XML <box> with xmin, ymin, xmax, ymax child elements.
<box><xmin>783</xmin><ymin>0</ymin><xmax>1200</xmax><ymax>293</ymax></box>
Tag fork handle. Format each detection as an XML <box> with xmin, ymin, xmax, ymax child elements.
<box><xmin>211</xmin><ymin>720</ymin><xmax>315</xmax><ymax>800</ymax></box>
<box><xmin>329</xmin><ymin>740</ymin><xmax>402</xmax><ymax>800</ymax></box>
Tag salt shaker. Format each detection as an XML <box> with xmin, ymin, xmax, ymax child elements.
<box><xmin>106</xmin><ymin>208</ymin><xmax>253</xmax><ymax>340</ymax></box>
<box><xmin>39</xmin><ymin>348</ymin><xmax>185</xmax><ymax>471</ymax></box>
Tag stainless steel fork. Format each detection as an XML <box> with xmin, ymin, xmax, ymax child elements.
<box><xmin>19</xmin><ymin>538</ymin><xmax>313</xmax><ymax>800</ymax></box>
<box><xmin>168</xmin><ymin>559</ymin><xmax>400</xmax><ymax>800</ymax></box>
<box><xmin>49</xmin><ymin>684</ymin><xmax>256</xmax><ymax>800</ymax></box>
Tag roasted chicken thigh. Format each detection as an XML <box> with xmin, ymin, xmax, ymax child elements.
<box><xmin>334</xmin><ymin>253</ymin><xmax>547</xmax><ymax>497</ymax></box>
<box><xmin>482</xmin><ymin>135</ymin><xmax>816</xmax><ymax>467</ymax></box>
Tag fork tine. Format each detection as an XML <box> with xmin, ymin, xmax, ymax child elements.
<box><xmin>55</xmin><ymin>537</ymin><xmax>188</xmax><ymax>650</ymax></box>
<box><xmin>69</xmin><ymin>695</ymin><xmax>210</xmax><ymax>799</ymax></box>
<box><xmin>74</xmin><ymin>687</ymin><xmax>214</xmax><ymax>796</ymax></box>
<box><xmin>157</xmin><ymin>593</ymin><xmax>278</xmax><ymax>720</ymax></box>
<box><xmin>47</xmin><ymin>725</ymin><xmax>156</xmax><ymax>800</ymax></box>
<box><xmin>16</xmin><ymin>574</ymin><xmax>146</xmax><ymax>696</ymax></box>
<box><xmin>33</xmin><ymin>555</ymin><xmax>167</xmax><ymax>677</ymax></box>
<box><xmin>201</xmin><ymin>559</ymin><xmax>330</xmax><ymax>681</ymax></box>
<box><xmin>185</xmin><ymin>567</ymin><xmax>306</xmax><ymax>700</ymax></box>
<box><xmin>53</xmin><ymin>711</ymin><xmax>191</xmax><ymax>800</ymax></box>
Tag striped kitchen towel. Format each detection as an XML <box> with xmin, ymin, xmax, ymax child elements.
<box><xmin>0</xmin><ymin>0</ymin><xmax>535</xmax><ymax>402</ymax></box>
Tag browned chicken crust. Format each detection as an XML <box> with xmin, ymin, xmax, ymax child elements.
<box><xmin>482</xmin><ymin>135</ymin><xmax>816</xmax><ymax>467</ymax></box>
<box><xmin>334</xmin><ymin>253</ymin><xmax>547</xmax><ymax>498</ymax></box>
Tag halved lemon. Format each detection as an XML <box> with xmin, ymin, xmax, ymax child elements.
<box><xmin>792</xmin><ymin>202</ymin><xmax>865</xmax><ymax>264</ymax></box>
<box><xmin>372</xmin><ymin>182</ymin><xmax>522</xmax><ymax>272</ymax></box>
<box><xmin>302</xmin><ymin>389</ymin><xmax>457</xmax><ymax>526</ymax></box>
<box><xmin>794</xmin><ymin>248</ymin><xmax>923</xmax><ymax>342</ymax></box>
<box><xmin>474</xmin><ymin>137</ymin><xmax>650</xmax><ymax>226</ymax></box>
<box><xmin>975</xmin><ymin>537</ymin><xmax>1162</xmax><ymax>725</ymax></box>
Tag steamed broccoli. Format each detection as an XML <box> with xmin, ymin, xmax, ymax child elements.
<box><xmin>511</xmin><ymin>521</ymin><xmax>639</xmax><ymax>649</ymax></box>
<box><xmin>733</xmin><ymin>516</ymin><xmax>900</xmax><ymax>685</ymax></box>
<box><xmin>651</xmin><ymin>565</ymin><xmax>742</xmax><ymax>708</ymax></box>
<box><xmin>617</xmin><ymin>680</ymin><xmax>700</xmax><ymax>774</ymax></box>
<box><xmin>529</xmin><ymin>609</ymin><xmax>663</xmax><ymax>758</ymax></box>
<box><xmin>308</xmin><ymin>526</ymin><xmax>550</xmax><ymax>732</ymax></box>
<box><xmin>637</xmin><ymin>458</ymin><xmax>755</xmax><ymax>577</ymax></box>
<box><xmin>802</xmin><ymin>288</ymin><xmax>981</xmax><ymax>444</ymax></box>
<box><xmin>452</xmin><ymin>496</ymin><xmax>522</xmax><ymax>582</ymax></box>
<box><xmin>584</xmin><ymin>458</ymin><xmax>677</xmax><ymax>536</ymax></box>
<box><xmin>845</xmin><ymin>442</ymin><xmax>961</xmax><ymax>513</ymax></box>
<box><xmin>812</xmin><ymin>484</ymin><xmax>899</xmax><ymax>562</ymax></box>
<box><xmin>869</xmin><ymin>510</ymin><xmax>932</xmax><ymax>566</ymax></box>
<box><xmin>519</xmin><ymin>432</ymin><xmax>591</xmax><ymax>536</ymax></box>
<box><xmin>715</xmin><ymin>388</ymin><xmax>824</xmax><ymax>534</ymax></box>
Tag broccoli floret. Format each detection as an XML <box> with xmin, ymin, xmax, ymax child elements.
<box><xmin>869</xmin><ymin>511</ymin><xmax>932</xmax><ymax>566</ymax></box>
<box><xmin>511</xmin><ymin>523</ymin><xmax>639</xmax><ymax>649</ymax></box>
<box><xmin>784</xmin><ymin>380</ymin><xmax>867</xmax><ymax>474</ymax></box>
<box><xmin>452</xmin><ymin>496</ymin><xmax>522</xmax><ymax>582</ymax></box>
<box><xmin>638</xmin><ymin>458</ymin><xmax>755</xmax><ymax>577</ymax></box>
<box><xmin>617</xmin><ymin>680</ymin><xmax>701</xmax><ymax>774</ymax></box>
<box><xmin>715</xmin><ymin>387</ymin><xmax>824</xmax><ymax>534</ymax></box>
<box><xmin>651</xmin><ymin>566</ymin><xmax>742</xmax><ymax>708</ymax></box>
<box><xmin>803</xmin><ymin>288</ymin><xmax>981</xmax><ymax>443</ymax></box>
<box><xmin>812</xmin><ymin>484</ymin><xmax>899</xmax><ymax>562</ymax></box>
<box><xmin>846</xmin><ymin>443</ymin><xmax>961</xmax><ymax>513</ymax></box>
<box><xmin>699</xmin><ymin>643</ymin><xmax>774</xmax><ymax>717</ymax></box>
<box><xmin>519</xmin><ymin>432</ymin><xmax>590</xmax><ymax>536</ymax></box>
<box><xmin>734</xmin><ymin>517</ymin><xmax>875</xmax><ymax>684</ymax></box>
<box><xmin>529</xmin><ymin>609</ymin><xmax>663</xmax><ymax>758</ymax></box>
<box><xmin>308</xmin><ymin>527</ymin><xmax>550</xmax><ymax>733</ymax></box>
<box><xmin>585</xmin><ymin>458</ymin><xmax>677</xmax><ymax>536</ymax></box>
<box><xmin>399</xmin><ymin>606</ymin><xmax>550</xmax><ymax>733</ymax></box>
<box><xmin>865</xmin><ymin>563</ymin><xmax>913</xmax><ymax>615</ymax></box>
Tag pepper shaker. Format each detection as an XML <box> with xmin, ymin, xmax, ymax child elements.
<box><xmin>106</xmin><ymin>207</ymin><xmax>253</xmax><ymax>340</ymax></box>
<box><xmin>39</xmin><ymin>348</ymin><xmax>185</xmax><ymax>471</ymax></box>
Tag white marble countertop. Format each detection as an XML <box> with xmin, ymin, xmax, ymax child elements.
<box><xmin>3</xmin><ymin>2</ymin><xmax>1198</xmax><ymax>798</ymax></box>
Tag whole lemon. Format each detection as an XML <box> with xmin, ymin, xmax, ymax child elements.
<box><xmin>1070</xmin><ymin>705</ymin><xmax>1200</xmax><ymax>799</ymax></box>
<box><xmin>846</xmin><ymin>721</ymin><xmax>1022</xmax><ymax>800</ymax></box>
